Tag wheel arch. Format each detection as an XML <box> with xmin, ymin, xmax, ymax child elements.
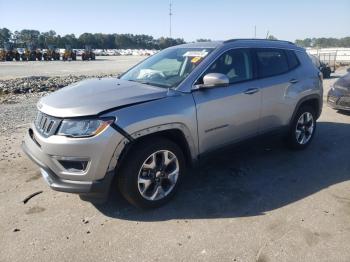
<box><xmin>290</xmin><ymin>94</ymin><xmax>322</xmax><ymax>126</ymax></box>
<box><xmin>107</xmin><ymin>124</ymin><xmax>198</xmax><ymax>175</ymax></box>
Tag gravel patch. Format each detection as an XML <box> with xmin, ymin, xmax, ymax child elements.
<box><xmin>0</xmin><ymin>96</ymin><xmax>38</xmax><ymax>135</ymax></box>
<box><xmin>0</xmin><ymin>74</ymin><xmax>114</xmax><ymax>104</ymax></box>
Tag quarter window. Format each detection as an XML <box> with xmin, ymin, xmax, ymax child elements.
<box><xmin>256</xmin><ymin>49</ymin><xmax>289</xmax><ymax>78</ymax></box>
<box><xmin>199</xmin><ymin>49</ymin><xmax>253</xmax><ymax>84</ymax></box>
<box><xmin>285</xmin><ymin>50</ymin><xmax>300</xmax><ymax>70</ymax></box>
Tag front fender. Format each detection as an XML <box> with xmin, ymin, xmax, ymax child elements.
<box><xmin>103</xmin><ymin>93</ymin><xmax>198</xmax><ymax>172</ymax></box>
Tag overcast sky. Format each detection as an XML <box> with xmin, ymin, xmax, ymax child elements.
<box><xmin>0</xmin><ymin>0</ymin><xmax>349</xmax><ymax>41</ymax></box>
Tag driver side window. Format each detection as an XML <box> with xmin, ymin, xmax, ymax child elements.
<box><xmin>198</xmin><ymin>48</ymin><xmax>253</xmax><ymax>85</ymax></box>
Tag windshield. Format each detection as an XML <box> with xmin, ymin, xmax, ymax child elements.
<box><xmin>120</xmin><ymin>47</ymin><xmax>213</xmax><ymax>88</ymax></box>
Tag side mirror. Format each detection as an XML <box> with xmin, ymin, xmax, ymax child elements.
<box><xmin>199</xmin><ymin>73</ymin><xmax>229</xmax><ymax>89</ymax></box>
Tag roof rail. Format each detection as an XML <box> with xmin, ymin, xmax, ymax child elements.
<box><xmin>223</xmin><ymin>38</ymin><xmax>295</xmax><ymax>45</ymax></box>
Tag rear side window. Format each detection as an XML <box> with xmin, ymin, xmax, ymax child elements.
<box><xmin>256</xmin><ymin>49</ymin><xmax>289</xmax><ymax>78</ymax></box>
<box><xmin>285</xmin><ymin>50</ymin><xmax>300</xmax><ymax>69</ymax></box>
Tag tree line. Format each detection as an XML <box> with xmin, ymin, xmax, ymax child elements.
<box><xmin>1</xmin><ymin>28</ymin><xmax>350</xmax><ymax>49</ymax></box>
<box><xmin>295</xmin><ymin>37</ymin><xmax>350</xmax><ymax>48</ymax></box>
<box><xmin>0</xmin><ymin>28</ymin><xmax>185</xmax><ymax>50</ymax></box>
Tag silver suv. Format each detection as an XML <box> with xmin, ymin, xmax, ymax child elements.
<box><xmin>22</xmin><ymin>39</ymin><xmax>323</xmax><ymax>208</ymax></box>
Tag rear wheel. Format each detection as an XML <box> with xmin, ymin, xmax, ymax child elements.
<box><xmin>117</xmin><ymin>138</ymin><xmax>185</xmax><ymax>208</ymax></box>
<box><xmin>287</xmin><ymin>105</ymin><xmax>316</xmax><ymax>150</ymax></box>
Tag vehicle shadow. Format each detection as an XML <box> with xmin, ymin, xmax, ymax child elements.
<box><xmin>337</xmin><ymin>110</ymin><xmax>350</xmax><ymax>116</ymax></box>
<box><xmin>95</xmin><ymin>121</ymin><xmax>350</xmax><ymax>221</ymax></box>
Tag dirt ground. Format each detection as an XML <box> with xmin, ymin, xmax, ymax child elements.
<box><xmin>0</xmin><ymin>68</ymin><xmax>349</xmax><ymax>262</ymax></box>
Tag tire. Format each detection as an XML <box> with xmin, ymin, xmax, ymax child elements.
<box><xmin>117</xmin><ymin>137</ymin><xmax>185</xmax><ymax>208</ymax></box>
<box><xmin>287</xmin><ymin>105</ymin><xmax>316</xmax><ymax>150</ymax></box>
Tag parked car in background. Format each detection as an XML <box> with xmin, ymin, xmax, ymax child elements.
<box><xmin>328</xmin><ymin>70</ymin><xmax>350</xmax><ymax>111</ymax></box>
<box><xmin>309</xmin><ymin>54</ymin><xmax>332</xmax><ymax>78</ymax></box>
<box><xmin>22</xmin><ymin>39</ymin><xmax>323</xmax><ymax>208</ymax></box>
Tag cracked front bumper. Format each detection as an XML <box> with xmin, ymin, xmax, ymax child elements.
<box><xmin>22</xmin><ymin>124</ymin><xmax>123</xmax><ymax>199</ymax></box>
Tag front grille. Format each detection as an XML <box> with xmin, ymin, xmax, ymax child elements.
<box><xmin>327</xmin><ymin>95</ymin><xmax>338</xmax><ymax>104</ymax></box>
<box><xmin>34</xmin><ymin>111</ymin><xmax>61</xmax><ymax>137</ymax></box>
<box><xmin>338</xmin><ymin>97</ymin><xmax>350</xmax><ymax>107</ymax></box>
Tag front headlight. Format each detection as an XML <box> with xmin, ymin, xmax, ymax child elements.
<box><xmin>57</xmin><ymin>118</ymin><xmax>114</xmax><ymax>138</ymax></box>
<box><xmin>334</xmin><ymin>84</ymin><xmax>348</xmax><ymax>92</ymax></box>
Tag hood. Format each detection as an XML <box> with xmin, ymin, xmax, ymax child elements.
<box><xmin>335</xmin><ymin>72</ymin><xmax>350</xmax><ymax>89</ymax></box>
<box><xmin>38</xmin><ymin>78</ymin><xmax>168</xmax><ymax>117</ymax></box>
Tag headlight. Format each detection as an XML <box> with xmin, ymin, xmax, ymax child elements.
<box><xmin>334</xmin><ymin>84</ymin><xmax>348</xmax><ymax>92</ymax></box>
<box><xmin>57</xmin><ymin>118</ymin><xmax>114</xmax><ymax>138</ymax></box>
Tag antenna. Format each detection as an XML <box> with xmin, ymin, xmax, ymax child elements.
<box><xmin>169</xmin><ymin>0</ymin><xmax>173</xmax><ymax>38</ymax></box>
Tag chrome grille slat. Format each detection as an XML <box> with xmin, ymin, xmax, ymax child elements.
<box><xmin>34</xmin><ymin>111</ymin><xmax>61</xmax><ymax>137</ymax></box>
<box><xmin>46</xmin><ymin>120</ymin><xmax>54</xmax><ymax>133</ymax></box>
<box><xmin>41</xmin><ymin>118</ymin><xmax>47</xmax><ymax>131</ymax></box>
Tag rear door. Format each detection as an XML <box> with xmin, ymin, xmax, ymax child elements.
<box><xmin>192</xmin><ymin>48</ymin><xmax>262</xmax><ymax>154</ymax></box>
<box><xmin>254</xmin><ymin>48</ymin><xmax>300</xmax><ymax>133</ymax></box>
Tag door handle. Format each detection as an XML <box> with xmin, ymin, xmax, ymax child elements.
<box><xmin>289</xmin><ymin>79</ymin><xmax>299</xmax><ymax>84</ymax></box>
<box><xmin>244</xmin><ymin>88</ymin><xmax>259</xmax><ymax>95</ymax></box>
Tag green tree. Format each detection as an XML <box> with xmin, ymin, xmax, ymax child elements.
<box><xmin>41</xmin><ymin>30</ymin><xmax>57</xmax><ymax>47</ymax></box>
<box><xmin>267</xmin><ymin>35</ymin><xmax>277</xmax><ymax>40</ymax></box>
<box><xmin>18</xmin><ymin>29</ymin><xmax>40</xmax><ymax>46</ymax></box>
<box><xmin>0</xmin><ymin>28</ymin><xmax>11</xmax><ymax>46</ymax></box>
<box><xmin>79</xmin><ymin>33</ymin><xmax>97</xmax><ymax>48</ymax></box>
<box><xmin>196</xmin><ymin>38</ymin><xmax>211</xmax><ymax>42</ymax></box>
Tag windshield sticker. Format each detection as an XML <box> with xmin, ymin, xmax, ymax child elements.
<box><xmin>191</xmin><ymin>56</ymin><xmax>202</xmax><ymax>63</ymax></box>
<box><xmin>183</xmin><ymin>51</ymin><xmax>208</xmax><ymax>57</ymax></box>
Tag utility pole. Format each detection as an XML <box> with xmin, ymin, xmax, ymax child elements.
<box><xmin>169</xmin><ymin>0</ymin><xmax>173</xmax><ymax>38</ymax></box>
<box><xmin>254</xmin><ymin>25</ymin><xmax>256</xmax><ymax>38</ymax></box>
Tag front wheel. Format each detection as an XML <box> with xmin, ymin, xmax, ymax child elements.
<box><xmin>287</xmin><ymin>105</ymin><xmax>316</xmax><ymax>150</ymax></box>
<box><xmin>117</xmin><ymin>138</ymin><xmax>185</xmax><ymax>208</ymax></box>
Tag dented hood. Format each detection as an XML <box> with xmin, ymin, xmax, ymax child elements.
<box><xmin>38</xmin><ymin>77</ymin><xmax>168</xmax><ymax>117</ymax></box>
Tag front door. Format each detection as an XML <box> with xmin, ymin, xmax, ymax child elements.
<box><xmin>192</xmin><ymin>48</ymin><xmax>261</xmax><ymax>154</ymax></box>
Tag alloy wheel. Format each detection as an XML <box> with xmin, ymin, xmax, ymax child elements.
<box><xmin>137</xmin><ymin>150</ymin><xmax>179</xmax><ymax>201</ymax></box>
<box><xmin>295</xmin><ymin>112</ymin><xmax>314</xmax><ymax>145</ymax></box>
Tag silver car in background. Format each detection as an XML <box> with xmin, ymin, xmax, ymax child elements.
<box><xmin>327</xmin><ymin>70</ymin><xmax>350</xmax><ymax>111</ymax></box>
<box><xmin>22</xmin><ymin>39</ymin><xmax>323</xmax><ymax>208</ymax></box>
